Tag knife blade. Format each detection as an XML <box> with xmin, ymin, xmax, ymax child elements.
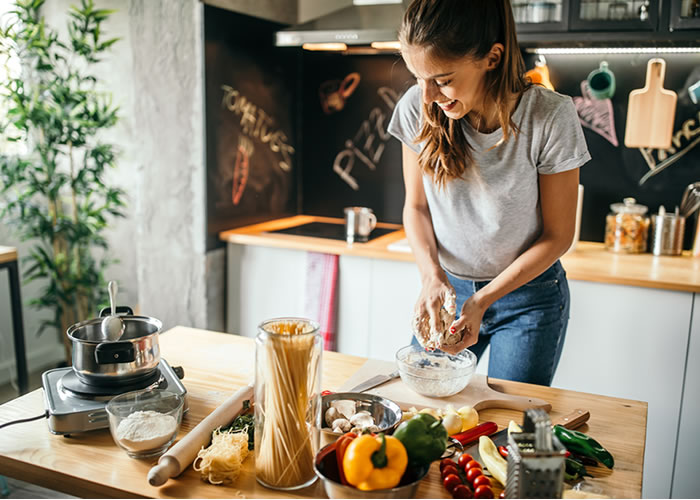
<box><xmin>461</xmin><ymin>408</ymin><xmax>590</xmax><ymax>463</ymax></box>
<box><xmin>348</xmin><ymin>370</ymin><xmax>400</xmax><ymax>393</ymax></box>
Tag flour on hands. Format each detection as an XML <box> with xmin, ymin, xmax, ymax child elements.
<box><xmin>412</xmin><ymin>290</ymin><xmax>461</xmax><ymax>350</ymax></box>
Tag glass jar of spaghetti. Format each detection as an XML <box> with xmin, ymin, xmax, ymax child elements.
<box><xmin>604</xmin><ymin>197</ymin><xmax>650</xmax><ymax>253</ymax></box>
<box><xmin>254</xmin><ymin>317</ymin><xmax>322</xmax><ymax>490</ymax></box>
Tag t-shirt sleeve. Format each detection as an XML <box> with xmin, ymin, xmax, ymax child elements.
<box><xmin>537</xmin><ymin>97</ymin><xmax>591</xmax><ymax>175</ymax></box>
<box><xmin>387</xmin><ymin>84</ymin><xmax>423</xmax><ymax>154</ymax></box>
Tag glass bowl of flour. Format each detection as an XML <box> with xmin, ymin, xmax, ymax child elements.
<box><xmin>106</xmin><ymin>389</ymin><xmax>184</xmax><ymax>458</ymax></box>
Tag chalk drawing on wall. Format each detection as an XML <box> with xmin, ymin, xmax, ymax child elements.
<box><xmin>573</xmin><ymin>81</ymin><xmax>619</xmax><ymax>147</ymax></box>
<box><xmin>637</xmin><ymin>110</ymin><xmax>700</xmax><ymax>185</ymax></box>
<box><xmin>332</xmin><ymin>86</ymin><xmax>400</xmax><ymax>191</ymax></box>
<box><xmin>319</xmin><ymin>72</ymin><xmax>361</xmax><ymax>114</ymax></box>
<box><xmin>232</xmin><ymin>135</ymin><xmax>254</xmax><ymax>205</ymax></box>
<box><xmin>221</xmin><ymin>84</ymin><xmax>295</xmax><ymax>172</ymax></box>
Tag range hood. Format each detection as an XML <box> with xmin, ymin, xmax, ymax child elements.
<box><xmin>275</xmin><ymin>0</ymin><xmax>408</xmax><ymax>48</ymax></box>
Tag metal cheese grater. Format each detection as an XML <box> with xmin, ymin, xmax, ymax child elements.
<box><xmin>505</xmin><ymin>408</ymin><xmax>567</xmax><ymax>498</ymax></box>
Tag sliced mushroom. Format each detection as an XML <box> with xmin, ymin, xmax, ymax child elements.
<box><xmin>324</xmin><ymin>407</ymin><xmax>341</xmax><ymax>428</ymax></box>
<box><xmin>349</xmin><ymin>411</ymin><xmax>375</xmax><ymax>429</ymax></box>
<box><xmin>331</xmin><ymin>400</ymin><xmax>356</xmax><ymax>420</ymax></box>
<box><xmin>331</xmin><ymin>418</ymin><xmax>351</xmax><ymax>433</ymax></box>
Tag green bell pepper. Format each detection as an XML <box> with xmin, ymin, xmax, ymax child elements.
<box><xmin>392</xmin><ymin>413</ymin><xmax>448</xmax><ymax>466</ymax></box>
<box><xmin>553</xmin><ymin>425</ymin><xmax>614</xmax><ymax>469</ymax></box>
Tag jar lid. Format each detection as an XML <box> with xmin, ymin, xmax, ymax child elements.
<box><xmin>610</xmin><ymin>197</ymin><xmax>648</xmax><ymax>215</ymax></box>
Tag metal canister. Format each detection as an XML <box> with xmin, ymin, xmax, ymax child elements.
<box><xmin>651</xmin><ymin>214</ymin><xmax>685</xmax><ymax>256</ymax></box>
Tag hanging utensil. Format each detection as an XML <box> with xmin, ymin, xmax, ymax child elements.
<box><xmin>100</xmin><ymin>280</ymin><xmax>125</xmax><ymax>341</ymax></box>
<box><xmin>680</xmin><ymin>182</ymin><xmax>700</xmax><ymax>218</ymax></box>
<box><xmin>624</xmin><ymin>58</ymin><xmax>677</xmax><ymax>150</ymax></box>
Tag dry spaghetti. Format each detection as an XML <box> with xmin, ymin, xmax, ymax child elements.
<box><xmin>255</xmin><ymin>318</ymin><xmax>320</xmax><ymax>489</ymax></box>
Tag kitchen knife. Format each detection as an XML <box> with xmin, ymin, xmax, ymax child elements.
<box><xmin>461</xmin><ymin>408</ymin><xmax>590</xmax><ymax>464</ymax></box>
<box><xmin>348</xmin><ymin>370</ymin><xmax>400</xmax><ymax>393</ymax></box>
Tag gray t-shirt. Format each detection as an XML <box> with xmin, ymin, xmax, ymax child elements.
<box><xmin>388</xmin><ymin>84</ymin><xmax>590</xmax><ymax>280</ymax></box>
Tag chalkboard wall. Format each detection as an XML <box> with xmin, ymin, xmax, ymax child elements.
<box><xmin>205</xmin><ymin>5</ymin><xmax>700</xmax><ymax>249</ymax></box>
<box><xmin>205</xmin><ymin>8</ymin><xmax>300</xmax><ymax>250</ymax></box>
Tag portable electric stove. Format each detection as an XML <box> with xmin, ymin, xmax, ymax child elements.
<box><xmin>42</xmin><ymin>359</ymin><xmax>187</xmax><ymax>435</ymax></box>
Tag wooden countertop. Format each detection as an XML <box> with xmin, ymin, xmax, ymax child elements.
<box><xmin>220</xmin><ymin>216</ymin><xmax>700</xmax><ymax>293</ymax></box>
<box><xmin>0</xmin><ymin>246</ymin><xmax>18</xmax><ymax>265</ymax></box>
<box><xmin>0</xmin><ymin>327</ymin><xmax>646</xmax><ymax>498</ymax></box>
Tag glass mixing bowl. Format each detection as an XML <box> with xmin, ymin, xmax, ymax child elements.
<box><xmin>395</xmin><ymin>344</ymin><xmax>477</xmax><ymax>397</ymax></box>
<box><xmin>106</xmin><ymin>389</ymin><xmax>184</xmax><ymax>458</ymax></box>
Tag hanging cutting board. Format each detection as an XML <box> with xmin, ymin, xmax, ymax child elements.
<box><xmin>624</xmin><ymin>58</ymin><xmax>677</xmax><ymax>149</ymax></box>
<box><xmin>337</xmin><ymin>359</ymin><xmax>551</xmax><ymax>412</ymax></box>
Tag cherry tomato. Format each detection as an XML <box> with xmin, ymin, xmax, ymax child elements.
<box><xmin>466</xmin><ymin>467</ymin><xmax>483</xmax><ymax>483</ymax></box>
<box><xmin>498</xmin><ymin>445</ymin><xmax>509</xmax><ymax>458</ymax></box>
<box><xmin>453</xmin><ymin>484</ymin><xmax>474</xmax><ymax>499</ymax></box>
<box><xmin>499</xmin><ymin>491</ymin><xmax>506</xmax><ymax>499</ymax></box>
<box><xmin>443</xmin><ymin>474</ymin><xmax>462</xmax><ymax>494</ymax></box>
<box><xmin>473</xmin><ymin>475</ymin><xmax>491</xmax><ymax>488</ymax></box>
<box><xmin>442</xmin><ymin>465</ymin><xmax>461</xmax><ymax>479</ymax></box>
<box><xmin>465</xmin><ymin>460</ymin><xmax>482</xmax><ymax>471</ymax></box>
<box><xmin>457</xmin><ymin>453</ymin><xmax>474</xmax><ymax>469</ymax></box>
<box><xmin>440</xmin><ymin>458</ymin><xmax>458</xmax><ymax>472</ymax></box>
<box><xmin>474</xmin><ymin>485</ymin><xmax>494</xmax><ymax>499</ymax></box>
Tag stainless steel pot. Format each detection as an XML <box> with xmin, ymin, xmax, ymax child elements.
<box><xmin>67</xmin><ymin>306</ymin><xmax>162</xmax><ymax>385</ymax></box>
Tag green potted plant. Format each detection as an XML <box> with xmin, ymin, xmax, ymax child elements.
<box><xmin>0</xmin><ymin>0</ymin><xmax>125</xmax><ymax>363</ymax></box>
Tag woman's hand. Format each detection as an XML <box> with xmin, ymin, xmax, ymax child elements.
<box><xmin>412</xmin><ymin>273</ymin><xmax>455</xmax><ymax>344</ymax></box>
<box><xmin>440</xmin><ymin>295</ymin><xmax>487</xmax><ymax>354</ymax></box>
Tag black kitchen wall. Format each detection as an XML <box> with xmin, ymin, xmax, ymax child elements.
<box><xmin>300</xmin><ymin>52</ymin><xmax>413</xmax><ymax>224</ymax></box>
<box><xmin>204</xmin><ymin>7</ymin><xmax>300</xmax><ymax>250</ymax></box>
<box><xmin>523</xmin><ymin>52</ymin><xmax>700</xmax><ymax>245</ymax></box>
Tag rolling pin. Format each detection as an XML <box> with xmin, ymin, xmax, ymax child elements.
<box><xmin>148</xmin><ymin>383</ymin><xmax>254</xmax><ymax>486</ymax></box>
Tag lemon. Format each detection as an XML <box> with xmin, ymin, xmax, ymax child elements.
<box><xmin>457</xmin><ymin>405</ymin><xmax>479</xmax><ymax>432</ymax></box>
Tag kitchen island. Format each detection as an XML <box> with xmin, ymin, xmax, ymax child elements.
<box><xmin>221</xmin><ymin>215</ymin><xmax>699</xmax><ymax>498</ymax></box>
<box><xmin>0</xmin><ymin>326</ymin><xmax>646</xmax><ymax>498</ymax></box>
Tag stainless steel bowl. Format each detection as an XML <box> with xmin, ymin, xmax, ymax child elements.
<box><xmin>314</xmin><ymin>443</ymin><xmax>429</xmax><ymax>499</ymax></box>
<box><xmin>321</xmin><ymin>392</ymin><xmax>402</xmax><ymax>446</ymax></box>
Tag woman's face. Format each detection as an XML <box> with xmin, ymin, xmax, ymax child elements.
<box><xmin>402</xmin><ymin>44</ymin><xmax>494</xmax><ymax>120</ymax></box>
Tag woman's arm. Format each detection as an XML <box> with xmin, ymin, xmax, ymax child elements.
<box><xmin>401</xmin><ymin>144</ymin><xmax>454</xmax><ymax>335</ymax></box>
<box><xmin>443</xmin><ymin>167</ymin><xmax>580</xmax><ymax>354</ymax></box>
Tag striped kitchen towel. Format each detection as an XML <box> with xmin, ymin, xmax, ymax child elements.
<box><xmin>304</xmin><ymin>252</ymin><xmax>339</xmax><ymax>351</ymax></box>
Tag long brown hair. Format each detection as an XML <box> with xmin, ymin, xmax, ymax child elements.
<box><xmin>399</xmin><ymin>0</ymin><xmax>530</xmax><ymax>187</ymax></box>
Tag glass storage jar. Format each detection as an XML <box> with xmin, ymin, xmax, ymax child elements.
<box><xmin>604</xmin><ymin>197</ymin><xmax>650</xmax><ymax>253</ymax></box>
<box><xmin>254</xmin><ymin>317</ymin><xmax>322</xmax><ymax>490</ymax></box>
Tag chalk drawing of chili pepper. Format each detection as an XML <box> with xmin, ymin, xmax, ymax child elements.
<box><xmin>232</xmin><ymin>136</ymin><xmax>254</xmax><ymax>205</ymax></box>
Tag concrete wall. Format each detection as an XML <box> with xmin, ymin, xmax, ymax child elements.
<box><xmin>0</xmin><ymin>0</ymin><xmax>209</xmax><ymax>386</ymax></box>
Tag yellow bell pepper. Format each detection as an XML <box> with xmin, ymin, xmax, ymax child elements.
<box><xmin>342</xmin><ymin>433</ymin><xmax>408</xmax><ymax>491</ymax></box>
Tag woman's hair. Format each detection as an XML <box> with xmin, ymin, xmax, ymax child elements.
<box><xmin>399</xmin><ymin>0</ymin><xmax>530</xmax><ymax>187</ymax></box>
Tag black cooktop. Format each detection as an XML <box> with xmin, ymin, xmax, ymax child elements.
<box><xmin>266</xmin><ymin>222</ymin><xmax>397</xmax><ymax>241</ymax></box>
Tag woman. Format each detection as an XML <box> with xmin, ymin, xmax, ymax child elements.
<box><xmin>387</xmin><ymin>0</ymin><xmax>590</xmax><ymax>386</ymax></box>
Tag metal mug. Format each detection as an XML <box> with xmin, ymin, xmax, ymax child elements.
<box><xmin>344</xmin><ymin>207</ymin><xmax>377</xmax><ymax>243</ymax></box>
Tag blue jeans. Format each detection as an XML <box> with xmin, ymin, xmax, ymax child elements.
<box><xmin>413</xmin><ymin>261</ymin><xmax>570</xmax><ymax>386</ymax></box>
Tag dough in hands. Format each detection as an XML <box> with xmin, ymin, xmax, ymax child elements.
<box><xmin>412</xmin><ymin>291</ymin><xmax>461</xmax><ymax>350</ymax></box>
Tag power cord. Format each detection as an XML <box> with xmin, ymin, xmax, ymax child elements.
<box><xmin>0</xmin><ymin>410</ymin><xmax>48</xmax><ymax>429</ymax></box>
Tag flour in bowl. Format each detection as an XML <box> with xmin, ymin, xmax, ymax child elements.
<box><xmin>116</xmin><ymin>410</ymin><xmax>177</xmax><ymax>452</ymax></box>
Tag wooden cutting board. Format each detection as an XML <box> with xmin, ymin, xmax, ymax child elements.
<box><xmin>624</xmin><ymin>58</ymin><xmax>677</xmax><ymax>149</ymax></box>
<box><xmin>337</xmin><ymin>359</ymin><xmax>551</xmax><ymax>412</ymax></box>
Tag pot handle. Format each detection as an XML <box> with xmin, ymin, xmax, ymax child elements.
<box><xmin>99</xmin><ymin>306</ymin><xmax>134</xmax><ymax>317</ymax></box>
<box><xmin>95</xmin><ymin>342</ymin><xmax>136</xmax><ymax>364</ymax></box>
